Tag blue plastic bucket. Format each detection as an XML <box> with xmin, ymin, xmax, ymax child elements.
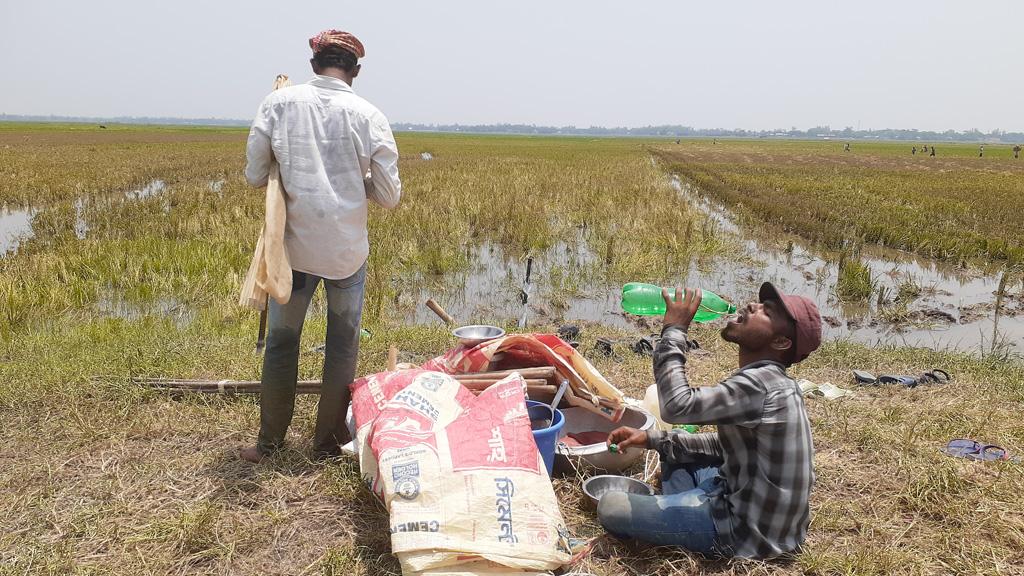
<box><xmin>526</xmin><ymin>400</ymin><xmax>565</xmax><ymax>475</ymax></box>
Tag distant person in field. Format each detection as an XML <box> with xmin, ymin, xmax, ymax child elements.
<box><xmin>844</xmin><ymin>142</ymin><xmax>850</xmax><ymax>152</ymax></box>
<box><xmin>930</xmin><ymin>146</ymin><xmax>936</xmax><ymax>157</ymax></box>
<box><xmin>1014</xmin><ymin>144</ymin><xmax>1021</xmax><ymax>159</ymax></box>
<box><xmin>241</xmin><ymin>29</ymin><xmax>402</xmax><ymax>463</ymax></box>
<box><xmin>598</xmin><ymin>284</ymin><xmax>822</xmax><ymax>559</ymax></box>
<box><xmin>912</xmin><ymin>146</ymin><xmax>917</xmax><ymax>155</ymax></box>
<box><xmin>922</xmin><ymin>145</ymin><xmax>928</xmax><ymax>154</ymax></box>
<box><xmin>979</xmin><ymin>144</ymin><xmax>985</xmax><ymax>158</ymax></box>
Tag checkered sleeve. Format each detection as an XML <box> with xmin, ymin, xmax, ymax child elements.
<box><xmin>654</xmin><ymin>326</ymin><xmax>767</xmax><ymax>426</ymax></box>
<box><xmin>646</xmin><ymin>429</ymin><xmax>723</xmax><ymax>463</ymax></box>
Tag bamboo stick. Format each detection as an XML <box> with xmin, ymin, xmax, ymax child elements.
<box><xmin>137</xmin><ymin>374</ymin><xmax>555</xmax><ymax>394</ymax></box>
<box><xmin>471</xmin><ymin>384</ymin><xmax>557</xmax><ymax>396</ymax></box>
<box><xmin>451</xmin><ymin>366</ymin><xmax>556</xmax><ymax>380</ymax></box>
<box><xmin>458</xmin><ymin>378</ymin><xmax>549</xmax><ymax>390</ymax></box>
<box><xmin>135</xmin><ymin>368</ymin><xmax>557</xmax><ymax>388</ymax></box>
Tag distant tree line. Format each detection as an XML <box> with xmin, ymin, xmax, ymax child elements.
<box><xmin>0</xmin><ymin>114</ymin><xmax>247</xmax><ymax>127</ymax></box>
<box><xmin>1</xmin><ymin>114</ymin><xmax>1021</xmax><ymax>142</ymax></box>
<box><xmin>392</xmin><ymin>123</ymin><xmax>1024</xmax><ymax>142</ymax></box>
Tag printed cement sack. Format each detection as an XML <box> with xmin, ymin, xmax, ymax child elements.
<box><xmin>350</xmin><ymin>369</ymin><xmax>571</xmax><ymax>575</ymax></box>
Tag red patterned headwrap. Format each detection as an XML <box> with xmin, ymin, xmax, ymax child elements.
<box><xmin>309</xmin><ymin>29</ymin><xmax>365</xmax><ymax>59</ymax></box>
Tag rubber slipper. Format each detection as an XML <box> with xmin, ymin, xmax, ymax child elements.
<box><xmin>853</xmin><ymin>370</ymin><xmax>878</xmax><ymax>385</ymax></box>
<box><xmin>878</xmin><ymin>375</ymin><xmax>920</xmax><ymax>387</ymax></box>
<box><xmin>972</xmin><ymin>445</ymin><xmax>1010</xmax><ymax>461</ymax></box>
<box><xmin>918</xmin><ymin>369</ymin><xmax>951</xmax><ymax>384</ymax></box>
<box><xmin>631</xmin><ymin>335</ymin><xmax>658</xmax><ymax>356</ymax></box>
<box><xmin>941</xmin><ymin>438</ymin><xmax>981</xmax><ymax>458</ymax></box>
<box><xmin>941</xmin><ymin>439</ymin><xmax>1018</xmax><ymax>462</ymax></box>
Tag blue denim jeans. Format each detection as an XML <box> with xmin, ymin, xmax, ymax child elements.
<box><xmin>597</xmin><ymin>459</ymin><xmax>723</xmax><ymax>554</ymax></box>
<box><xmin>257</xmin><ymin>263</ymin><xmax>366</xmax><ymax>457</ymax></box>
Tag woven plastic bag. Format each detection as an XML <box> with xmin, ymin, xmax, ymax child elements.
<box><xmin>350</xmin><ymin>369</ymin><xmax>571</xmax><ymax>575</ymax></box>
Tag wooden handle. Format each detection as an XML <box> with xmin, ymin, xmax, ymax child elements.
<box><xmin>425</xmin><ymin>298</ymin><xmax>455</xmax><ymax>325</ymax></box>
<box><xmin>387</xmin><ymin>346</ymin><xmax>398</xmax><ymax>372</ymax></box>
<box><xmin>255</xmin><ymin>305</ymin><xmax>268</xmax><ymax>353</ymax></box>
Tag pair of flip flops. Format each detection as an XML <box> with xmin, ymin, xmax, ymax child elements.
<box><xmin>853</xmin><ymin>368</ymin><xmax>950</xmax><ymax>388</ymax></box>
<box><xmin>630</xmin><ymin>334</ymin><xmax>701</xmax><ymax>356</ymax></box>
<box><xmin>941</xmin><ymin>438</ymin><xmax>1017</xmax><ymax>462</ymax></box>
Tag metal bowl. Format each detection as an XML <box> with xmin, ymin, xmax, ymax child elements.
<box><xmin>582</xmin><ymin>475</ymin><xmax>655</xmax><ymax>509</ymax></box>
<box><xmin>452</xmin><ymin>324</ymin><xmax>505</xmax><ymax>347</ymax></box>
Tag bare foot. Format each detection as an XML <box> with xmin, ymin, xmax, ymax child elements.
<box><xmin>239</xmin><ymin>446</ymin><xmax>265</xmax><ymax>464</ymax></box>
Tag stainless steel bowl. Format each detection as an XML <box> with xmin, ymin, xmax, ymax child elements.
<box><xmin>554</xmin><ymin>405</ymin><xmax>655</xmax><ymax>473</ymax></box>
<box><xmin>452</xmin><ymin>324</ymin><xmax>505</xmax><ymax>347</ymax></box>
<box><xmin>582</xmin><ymin>475</ymin><xmax>655</xmax><ymax>509</ymax></box>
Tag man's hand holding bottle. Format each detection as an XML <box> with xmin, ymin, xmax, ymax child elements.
<box><xmin>661</xmin><ymin>286</ymin><xmax>702</xmax><ymax>331</ymax></box>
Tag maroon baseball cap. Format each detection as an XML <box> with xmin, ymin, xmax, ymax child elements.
<box><xmin>758</xmin><ymin>282</ymin><xmax>822</xmax><ymax>364</ymax></box>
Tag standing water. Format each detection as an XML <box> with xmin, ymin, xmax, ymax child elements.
<box><xmin>0</xmin><ymin>205</ymin><xmax>36</xmax><ymax>256</ymax></box>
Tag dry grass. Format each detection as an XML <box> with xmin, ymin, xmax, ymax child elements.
<box><xmin>3</xmin><ymin>320</ymin><xmax>1022</xmax><ymax>575</ymax></box>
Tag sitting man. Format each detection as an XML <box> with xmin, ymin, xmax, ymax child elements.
<box><xmin>598</xmin><ymin>283</ymin><xmax>822</xmax><ymax>559</ymax></box>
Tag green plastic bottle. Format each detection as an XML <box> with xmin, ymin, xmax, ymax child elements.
<box><xmin>621</xmin><ymin>283</ymin><xmax>737</xmax><ymax>321</ymax></box>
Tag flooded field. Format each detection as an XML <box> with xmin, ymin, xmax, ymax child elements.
<box><xmin>669</xmin><ymin>176</ymin><xmax>1022</xmax><ymax>352</ymax></box>
<box><xmin>404</xmin><ymin>170</ymin><xmax>1021</xmax><ymax>355</ymax></box>
<box><xmin>3</xmin><ymin>131</ymin><xmax>1020</xmax><ymax>355</ymax></box>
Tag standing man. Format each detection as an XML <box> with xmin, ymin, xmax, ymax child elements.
<box><xmin>241</xmin><ymin>29</ymin><xmax>402</xmax><ymax>462</ymax></box>
<box><xmin>1014</xmin><ymin>144</ymin><xmax>1021</xmax><ymax>159</ymax></box>
<box><xmin>597</xmin><ymin>284</ymin><xmax>822</xmax><ymax>559</ymax></box>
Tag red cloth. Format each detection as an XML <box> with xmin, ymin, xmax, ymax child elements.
<box><xmin>309</xmin><ymin>29</ymin><xmax>365</xmax><ymax>58</ymax></box>
<box><xmin>420</xmin><ymin>333</ymin><xmax>626</xmax><ymax>422</ymax></box>
<box><xmin>561</xmin><ymin>431</ymin><xmax>610</xmax><ymax>447</ymax></box>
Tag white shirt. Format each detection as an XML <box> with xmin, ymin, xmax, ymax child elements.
<box><xmin>245</xmin><ymin>75</ymin><xmax>401</xmax><ymax>280</ymax></box>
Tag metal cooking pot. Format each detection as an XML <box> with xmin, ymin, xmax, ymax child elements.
<box><xmin>582</xmin><ymin>474</ymin><xmax>656</xmax><ymax>509</ymax></box>
<box><xmin>554</xmin><ymin>405</ymin><xmax>655</xmax><ymax>473</ymax></box>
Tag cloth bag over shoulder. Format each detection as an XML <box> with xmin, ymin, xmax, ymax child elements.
<box><xmin>239</xmin><ymin>75</ymin><xmax>293</xmax><ymax>310</ymax></box>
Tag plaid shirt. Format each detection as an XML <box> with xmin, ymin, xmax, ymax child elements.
<box><xmin>645</xmin><ymin>326</ymin><xmax>815</xmax><ymax>558</ymax></box>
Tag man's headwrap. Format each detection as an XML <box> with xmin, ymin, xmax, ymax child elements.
<box><xmin>309</xmin><ymin>29</ymin><xmax>365</xmax><ymax>59</ymax></box>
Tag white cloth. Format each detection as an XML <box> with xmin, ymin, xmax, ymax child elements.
<box><xmin>239</xmin><ymin>75</ymin><xmax>293</xmax><ymax>311</ymax></box>
<box><xmin>245</xmin><ymin>75</ymin><xmax>401</xmax><ymax>280</ymax></box>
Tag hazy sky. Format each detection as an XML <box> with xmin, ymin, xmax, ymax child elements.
<box><xmin>2</xmin><ymin>1</ymin><xmax>1021</xmax><ymax>131</ymax></box>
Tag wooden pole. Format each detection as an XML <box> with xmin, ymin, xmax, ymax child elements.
<box><xmin>387</xmin><ymin>346</ymin><xmax>399</xmax><ymax>371</ymax></box>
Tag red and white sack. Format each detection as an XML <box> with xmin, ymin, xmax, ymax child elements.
<box><xmin>350</xmin><ymin>369</ymin><xmax>571</xmax><ymax>575</ymax></box>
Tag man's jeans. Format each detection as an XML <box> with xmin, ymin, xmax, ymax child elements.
<box><xmin>257</xmin><ymin>263</ymin><xmax>366</xmax><ymax>457</ymax></box>
<box><xmin>597</xmin><ymin>459</ymin><xmax>723</xmax><ymax>554</ymax></box>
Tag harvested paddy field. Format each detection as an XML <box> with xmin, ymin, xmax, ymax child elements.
<box><xmin>1</xmin><ymin>126</ymin><xmax>1022</xmax><ymax>575</ymax></box>
<box><xmin>652</xmin><ymin>140</ymin><xmax>1024</xmax><ymax>264</ymax></box>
